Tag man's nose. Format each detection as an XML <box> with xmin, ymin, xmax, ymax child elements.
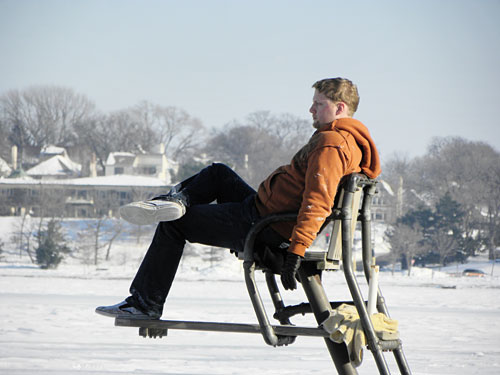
<box><xmin>309</xmin><ymin>105</ymin><xmax>315</xmax><ymax>114</ymax></box>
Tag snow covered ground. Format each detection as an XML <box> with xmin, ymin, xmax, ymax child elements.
<box><xmin>1</xmin><ymin>216</ymin><xmax>500</xmax><ymax>374</ymax></box>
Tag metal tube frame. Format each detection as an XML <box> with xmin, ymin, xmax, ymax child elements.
<box><xmin>298</xmin><ymin>264</ymin><xmax>358</xmax><ymax>375</ymax></box>
<box><xmin>115</xmin><ymin>174</ymin><xmax>412</xmax><ymax>375</ymax></box>
<box><xmin>241</xmin><ymin>173</ymin><xmax>412</xmax><ymax>374</ymax></box>
<box><xmin>359</xmin><ymin>180</ymin><xmax>412</xmax><ymax>375</ymax></box>
<box><xmin>339</xmin><ymin>175</ymin><xmax>392</xmax><ymax>374</ymax></box>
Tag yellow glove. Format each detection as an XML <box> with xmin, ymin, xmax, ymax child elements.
<box><xmin>322</xmin><ymin>304</ymin><xmax>399</xmax><ymax>367</ymax></box>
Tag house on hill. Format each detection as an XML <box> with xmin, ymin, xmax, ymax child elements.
<box><xmin>105</xmin><ymin>152</ymin><xmax>136</xmax><ymax>176</ymax></box>
<box><xmin>0</xmin><ymin>144</ymin><xmax>176</xmax><ymax>218</ymax></box>
<box><xmin>105</xmin><ymin>144</ymin><xmax>175</xmax><ymax>183</ymax></box>
<box><xmin>26</xmin><ymin>154</ymin><xmax>82</xmax><ymax>180</ymax></box>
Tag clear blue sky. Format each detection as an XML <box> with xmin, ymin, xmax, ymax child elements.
<box><xmin>1</xmin><ymin>0</ymin><xmax>499</xmax><ymax>158</ymax></box>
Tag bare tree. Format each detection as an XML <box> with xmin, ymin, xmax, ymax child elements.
<box><xmin>0</xmin><ymin>108</ymin><xmax>12</xmax><ymax>161</ymax></box>
<box><xmin>380</xmin><ymin>153</ymin><xmax>415</xmax><ymax>221</ymax></box>
<box><xmin>246</xmin><ymin>111</ymin><xmax>312</xmax><ymax>152</ymax></box>
<box><xmin>0</xmin><ymin>86</ymin><xmax>95</xmax><ymax>166</ymax></box>
<box><xmin>385</xmin><ymin>223</ymin><xmax>426</xmax><ymax>276</ymax></box>
<box><xmin>126</xmin><ymin>223</ymin><xmax>156</xmax><ymax>245</ymax></box>
<box><xmin>10</xmin><ymin>212</ymin><xmax>35</xmax><ymax>262</ymax></box>
<box><xmin>206</xmin><ymin>125</ymin><xmax>285</xmax><ymax>188</ymax></box>
<box><xmin>205</xmin><ymin>111</ymin><xmax>313</xmax><ymax>188</ymax></box>
<box><xmin>75</xmin><ymin>217</ymin><xmax>123</xmax><ymax>266</ymax></box>
<box><xmin>71</xmin><ymin>188</ymin><xmax>125</xmax><ymax>265</ymax></box>
<box><xmin>242</xmin><ymin>110</ymin><xmax>313</xmax><ymax>167</ymax></box>
<box><xmin>130</xmin><ymin>101</ymin><xmax>205</xmax><ymax>161</ymax></box>
<box><xmin>0</xmin><ymin>238</ymin><xmax>4</xmax><ymax>261</ymax></box>
<box><xmin>74</xmin><ymin>110</ymin><xmax>148</xmax><ymax>171</ymax></box>
<box><xmin>428</xmin><ymin>228</ymin><xmax>457</xmax><ymax>270</ymax></box>
<box><xmin>74</xmin><ymin>102</ymin><xmax>204</xmax><ymax>171</ymax></box>
<box><xmin>104</xmin><ymin>220</ymin><xmax>123</xmax><ymax>261</ymax></box>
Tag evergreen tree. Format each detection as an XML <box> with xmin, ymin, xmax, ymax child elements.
<box><xmin>35</xmin><ymin>219</ymin><xmax>70</xmax><ymax>269</ymax></box>
<box><xmin>399</xmin><ymin>193</ymin><xmax>467</xmax><ymax>267</ymax></box>
<box><xmin>431</xmin><ymin>193</ymin><xmax>466</xmax><ymax>265</ymax></box>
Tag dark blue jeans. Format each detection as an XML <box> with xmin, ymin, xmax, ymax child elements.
<box><xmin>127</xmin><ymin>163</ymin><xmax>277</xmax><ymax>317</ymax></box>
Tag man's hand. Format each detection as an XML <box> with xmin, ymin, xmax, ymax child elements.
<box><xmin>280</xmin><ymin>253</ymin><xmax>302</xmax><ymax>290</ymax></box>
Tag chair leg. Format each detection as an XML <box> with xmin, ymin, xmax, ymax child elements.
<box><xmin>265</xmin><ymin>271</ymin><xmax>292</xmax><ymax>325</ymax></box>
<box><xmin>298</xmin><ymin>264</ymin><xmax>358</xmax><ymax>375</ymax></box>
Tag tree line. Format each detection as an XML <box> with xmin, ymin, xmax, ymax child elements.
<box><xmin>0</xmin><ymin>85</ymin><xmax>312</xmax><ymax>268</ymax></box>
<box><xmin>1</xmin><ymin>85</ymin><xmax>498</xmax><ymax>270</ymax></box>
<box><xmin>0</xmin><ymin>85</ymin><xmax>311</xmax><ymax>187</ymax></box>
<box><xmin>383</xmin><ymin>137</ymin><xmax>500</xmax><ymax>273</ymax></box>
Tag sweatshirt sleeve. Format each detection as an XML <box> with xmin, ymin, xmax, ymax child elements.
<box><xmin>288</xmin><ymin>145</ymin><xmax>347</xmax><ymax>257</ymax></box>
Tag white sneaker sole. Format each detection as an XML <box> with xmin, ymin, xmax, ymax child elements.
<box><xmin>119</xmin><ymin>200</ymin><xmax>186</xmax><ymax>225</ymax></box>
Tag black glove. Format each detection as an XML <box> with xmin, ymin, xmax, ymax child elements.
<box><xmin>280</xmin><ymin>253</ymin><xmax>302</xmax><ymax>290</ymax></box>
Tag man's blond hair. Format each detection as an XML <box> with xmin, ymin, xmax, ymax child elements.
<box><xmin>312</xmin><ymin>78</ymin><xmax>360</xmax><ymax>116</ymax></box>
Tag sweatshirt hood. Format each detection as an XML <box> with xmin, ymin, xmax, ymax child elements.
<box><xmin>328</xmin><ymin>118</ymin><xmax>381</xmax><ymax>179</ymax></box>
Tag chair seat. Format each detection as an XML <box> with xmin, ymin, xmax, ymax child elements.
<box><xmin>303</xmin><ymin>247</ymin><xmax>341</xmax><ymax>270</ymax></box>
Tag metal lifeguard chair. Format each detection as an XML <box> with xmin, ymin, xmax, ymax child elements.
<box><xmin>116</xmin><ymin>174</ymin><xmax>412</xmax><ymax>375</ymax></box>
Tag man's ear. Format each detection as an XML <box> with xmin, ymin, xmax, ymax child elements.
<box><xmin>336</xmin><ymin>102</ymin><xmax>347</xmax><ymax>116</ymax></box>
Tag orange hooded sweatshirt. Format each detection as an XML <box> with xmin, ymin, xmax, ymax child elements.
<box><xmin>254</xmin><ymin>117</ymin><xmax>381</xmax><ymax>257</ymax></box>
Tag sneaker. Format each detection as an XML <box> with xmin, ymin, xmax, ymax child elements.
<box><xmin>95</xmin><ymin>300</ymin><xmax>159</xmax><ymax>319</ymax></box>
<box><xmin>119</xmin><ymin>193</ymin><xmax>187</xmax><ymax>225</ymax></box>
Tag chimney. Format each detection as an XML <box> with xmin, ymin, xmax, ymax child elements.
<box><xmin>11</xmin><ymin>145</ymin><xmax>18</xmax><ymax>170</ymax></box>
<box><xmin>89</xmin><ymin>153</ymin><xmax>97</xmax><ymax>177</ymax></box>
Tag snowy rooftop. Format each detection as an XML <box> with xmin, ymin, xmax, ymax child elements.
<box><xmin>0</xmin><ymin>157</ymin><xmax>12</xmax><ymax>175</ymax></box>
<box><xmin>26</xmin><ymin>155</ymin><xmax>81</xmax><ymax>177</ymax></box>
<box><xmin>106</xmin><ymin>152</ymin><xmax>136</xmax><ymax>166</ymax></box>
<box><xmin>40</xmin><ymin>145</ymin><xmax>66</xmax><ymax>155</ymax></box>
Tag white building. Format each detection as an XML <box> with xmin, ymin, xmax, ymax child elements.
<box><xmin>0</xmin><ymin>144</ymin><xmax>175</xmax><ymax>217</ymax></box>
<box><xmin>104</xmin><ymin>144</ymin><xmax>174</xmax><ymax>183</ymax></box>
<box><xmin>0</xmin><ymin>174</ymin><xmax>170</xmax><ymax>218</ymax></box>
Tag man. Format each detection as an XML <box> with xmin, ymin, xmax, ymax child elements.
<box><xmin>96</xmin><ymin>78</ymin><xmax>381</xmax><ymax>319</ymax></box>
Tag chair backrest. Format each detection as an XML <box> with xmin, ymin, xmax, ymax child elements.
<box><xmin>304</xmin><ymin>175</ymin><xmax>363</xmax><ymax>270</ymax></box>
<box><xmin>242</xmin><ymin>174</ymin><xmax>376</xmax><ymax>272</ymax></box>
<box><xmin>329</xmin><ymin>187</ymin><xmax>362</xmax><ymax>262</ymax></box>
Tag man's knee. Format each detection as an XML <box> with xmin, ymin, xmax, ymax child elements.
<box><xmin>211</xmin><ymin>162</ymin><xmax>233</xmax><ymax>173</ymax></box>
<box><xmin>205</xmin><ymin>163</ymin><xmax>240</xmax><ymax>180</ymax></box>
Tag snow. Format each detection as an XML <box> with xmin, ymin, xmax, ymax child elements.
<box><xmin>0</xmin><ymin>174</ymin><xmax>170</xmax><ymax>187</ymax></box>
<box><xmin>1</xmin><ymin>216</ymin><xmax>500</xmax><ymax>374</ymax></box>
<box><xmin>378</xmin><ymin>179</ymin><xmax>395</xmax><ymax>196</ymax></box>
<box><xmin>0</xmin><ymin>157</ymin><xmax>12</xmax><ymax>176</ymax></box>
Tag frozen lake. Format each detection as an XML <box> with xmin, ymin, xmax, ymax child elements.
<box><xmin>1</xmin><ymin>262</ymin><xmax>500</xmax><ymax>375</ymax></box>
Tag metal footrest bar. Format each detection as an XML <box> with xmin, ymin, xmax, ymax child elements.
<box><xmin>274</xmin><ymin>300</ymin><xmax>363</xmax><ymax>321</ymax></box>
<box><xmin>115</xmin><ymin>317</ymin><xmax>329</xmax><ymax>338</ymax></box>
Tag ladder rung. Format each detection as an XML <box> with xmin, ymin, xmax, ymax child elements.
<box><xmin>378</xmin><ymin>339</ymin><xmax>401</xmax><ymax>351</ymax></box>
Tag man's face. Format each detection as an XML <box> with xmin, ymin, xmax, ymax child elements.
<box><xmin>309</xmin><ymin>90</ymin><xmax>339</xmax><ymax>129</ymax></box>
